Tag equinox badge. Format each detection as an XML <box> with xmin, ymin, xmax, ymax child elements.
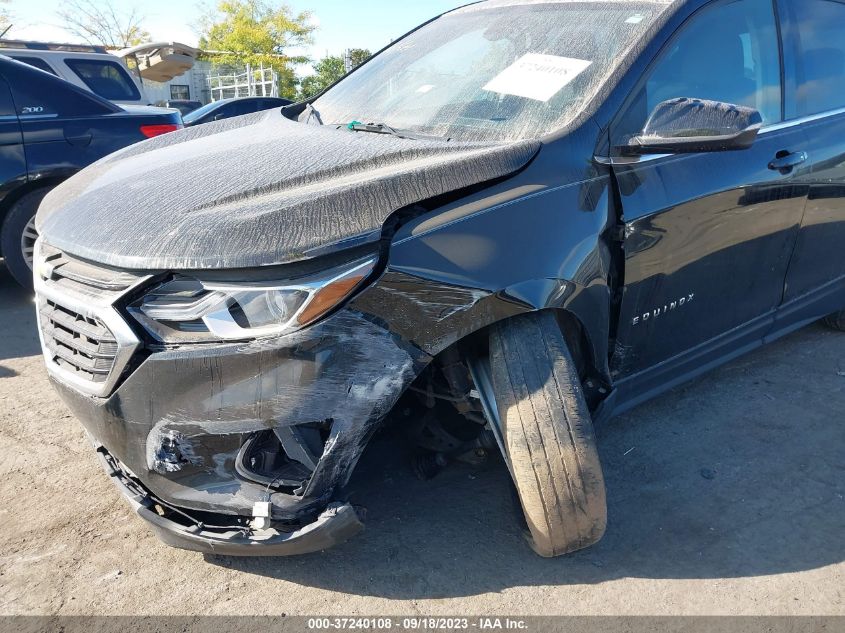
<box><xmin>632</xmin><ymin>293</ymin><xmax>695</xmax><ymax>326</ymax></box>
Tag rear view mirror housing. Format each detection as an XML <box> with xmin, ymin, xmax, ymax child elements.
<box><xmin>623</xmin><ymin>98</ymin><xmax>763</xmax><ymax>155</ymax></box>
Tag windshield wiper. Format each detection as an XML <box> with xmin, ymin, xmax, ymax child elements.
<box><xmin>346</xmin><ymin>121</ymin><xmax>410</xmax><ymax>138</ymax></box>
<box><xmin>343</xmin><ymin>120</ymin><xmax>447</xmax><ymax>141</ymax></box>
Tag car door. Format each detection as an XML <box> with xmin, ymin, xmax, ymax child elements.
<box><xmin>4</xmin><ymin>59</ymin><xmax>121</xmax><ymax>183</ymax></box>
<box><xmin>607</xmin><ymin>0</ymin><xmax>811</xmax><ymax>384</ymax></box>
<box><xmin>0</xmin><ymin>77</ymin><xmax>27</xmax><ymax>208</ymax></box>
<box><xmin>779</xmin><ymin>0</ymin><xmax>845</xmax><ymax>307</ymax></box>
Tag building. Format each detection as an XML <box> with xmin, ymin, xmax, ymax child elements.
<box><xmin>139</xmin><ymin>59</ymin><xmax>215</xmax><ymax>105</ymax></box>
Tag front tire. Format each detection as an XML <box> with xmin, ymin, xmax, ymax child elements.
<box><xmin>489</xmin><ymin>311</ymin><xmax>607</xmax><ymax>557</ymax></box>
<box><xmin>1</xmin><ymin>188</ymin><xmax>50</xmax><ymax>290</ymax></box>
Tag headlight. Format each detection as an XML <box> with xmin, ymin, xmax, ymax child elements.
<box><xmin>129</xmin><ymin>256</ymin><xmax>377</xmax><ymax>343</ymax></box>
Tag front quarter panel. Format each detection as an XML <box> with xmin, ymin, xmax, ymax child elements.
<box><xmin>352</xmin><ymin>137</ymin><xmax>614</xmax><ymax>379</ymax></box>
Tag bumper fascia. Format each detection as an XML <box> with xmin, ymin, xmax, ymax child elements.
<box><xmin>96</xmin><ymin>444</ymin><xmax>365</xmax><ymax>556</ymax></box>
<box><xmin>50</xmin><ymin>307</ymin><xmax>427</xmax><ymax>522</ymax></box>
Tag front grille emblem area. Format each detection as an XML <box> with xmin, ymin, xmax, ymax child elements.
<box><xmin>33</xmin><ymin>240</ymin><xmax>150</xmax><ymax>398</ymax></box>
<box><xmin>38</xmin><ymin>299</ymin><xmax>121</xmax><ymax>386</ymax></box>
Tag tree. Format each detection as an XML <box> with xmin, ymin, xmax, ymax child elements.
<box><xmin>298</xmin><ymin>48</ymin><xmax>371</xmax><ymax>100</ymax></box>
<box><xmin>345</xmin><ymin>48</ymin><xmax>371</xmax><ymax>70</ymax></box>
<box><xmin>199</xmin><ymin>0</ymin><xmax>315</xmax><ymax>99</ymax></box>
<box><xmin>298</xmin><ymin>55</ymin><xmax>343</xmax><ymax>99</ymax></box>
<box><xmin>58</xmin><ymin>0</ymin><xmax>151</xmax><ymax>48</ymax></box>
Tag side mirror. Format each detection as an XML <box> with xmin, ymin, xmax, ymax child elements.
<box><xmin>624</xmin><ymin>98</ymin><xmax>763</xmax><ymax>155</ymax></box>
<box><xmin>213</xmin><ymin>113</ymin><xmax>226</xmax><ymax>121</ymax></box>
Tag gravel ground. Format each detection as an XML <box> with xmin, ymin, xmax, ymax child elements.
<box><xmin>0</xmin><ymin>262</ymin><xmax>843</xmax><ymax>616</ymax></box>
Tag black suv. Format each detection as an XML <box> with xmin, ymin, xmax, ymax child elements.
<box><xmin>0</xmin><ymin>56</ymin><xmax>181</xmax><ymax>288</ymax></box>
<box><xmin>33</xmin><ymin>0</ymin><xmax>845</xmax><ymax>558</ymax></box>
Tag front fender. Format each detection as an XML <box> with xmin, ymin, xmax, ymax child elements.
<box><xmin>351</xmin><ymin>169</ymin><xmax>614</xmax><ymax>379</ymax></box>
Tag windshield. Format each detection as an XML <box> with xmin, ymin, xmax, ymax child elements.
<box><xmin>183</xmin><ymin>100</ymin><xmax>227</xmax><ymax>124</ymax></box>
<box><xmin>307</xmin><ymin>1</ymin><xmax>668</xmax><ymax>142</ymax></box>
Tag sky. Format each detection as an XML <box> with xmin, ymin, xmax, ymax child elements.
<box><xmin>6</xmin><ymin>0</ymin><xmax>466</xmax><ymax>62</ymax></box>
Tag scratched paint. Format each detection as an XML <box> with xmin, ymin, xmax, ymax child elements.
<box><xmin>54</xmin><ymin>309</ymin><xmax>428</xmax><ymax>519</ymax></box>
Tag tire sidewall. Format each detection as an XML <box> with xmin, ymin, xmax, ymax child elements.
<box><xmin>1</xmin><ymin>188</ymin><xmax>51</xmax><ymax>290</ymax></box>
<box><xmin>489</xmin><ymin>311</ymin><xmax>607</xmax><ymax>557</ymax></box>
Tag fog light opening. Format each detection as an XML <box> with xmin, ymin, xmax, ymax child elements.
<box><xmin>235</xmin><ymin>421</ymin><xmax>332</xmax><ymax>494</ymax></box>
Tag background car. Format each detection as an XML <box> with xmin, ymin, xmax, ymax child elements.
<box><xmin>154</xmin><ymin>99</ymin><xmax>202</xmax><ymax>116</ymax></box>
<box><xmin>181</xmin><ymin>96</ymin><xmax>293</xmax><ymax>126</ymax></box>
<box><xmin>0</xmin><ymin>56</ymin><xmax>182</xmax><ymax>289</ymax></box>
<box><xmin>0</xmin><ymin>40</ymin><xmax>201</xmax><ymax>108</ymax></box>
<box><xmin>0</xmin><ymin>40</ymin><xmax>148</xmax><ymax>106</ymax></box>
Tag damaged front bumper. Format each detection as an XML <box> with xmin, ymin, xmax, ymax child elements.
<box><xmin>35</xmin><ymin>245</ymin><xmax>429</xmax><ymax>554</ymax></box>
<box><xmin>96</xmin><ymin>444</ymin><xmax>364</xmax><ymax>556</ymax></box>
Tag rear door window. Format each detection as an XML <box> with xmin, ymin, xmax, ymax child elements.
<box><xmin>9</xmin><ymin>56</ymin><xmax>58</xmax><ymax>76</ymax></box>
<box><xmin>786</xmin><ymin>0</ymin><xmax>845</xmax><ymax>117</ymax></box>
<box><xmin>4</xmin><ymin>62</ymin><xmax>117</xmax><ymax>118</ymax></box>
<box><xmin>64</xmin><ymin>58</ymin><xmax>141</xmax><ymax>101</ymax></box>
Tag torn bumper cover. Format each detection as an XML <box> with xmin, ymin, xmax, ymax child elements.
<box><xmin>37</xmin><ymin>246</ymin><xmax>429</xmax><ymax>554</ymax></box>
<box><xmin>96</xmin><ymin>445</ymin><xmax>364</xmax><ymax>556</ymax></box>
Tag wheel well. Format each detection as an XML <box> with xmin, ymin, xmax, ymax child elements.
<box><xmin>386</xmin><ymin>308</ymin><xmax>609</xmax><ymax>468</ymax></box>
<box><xmin>395</xmin><ymin>307</ymin><xmax>608</xmax><ymax>427</ymax></box>
<box><xmin>473</xmin><ymin>308</ymin><xmax>603</xmax><ymax>387</ymax></box>
<box><xmin>0</xmin><ymin>179</ymin><xmax>61</xmax><ymax>256</ymax></box>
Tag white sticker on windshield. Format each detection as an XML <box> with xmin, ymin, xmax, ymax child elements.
<box><xmin>482</xmin><ymin>53</ymin><xmax>592</xmax><ymax>102</ymax></box>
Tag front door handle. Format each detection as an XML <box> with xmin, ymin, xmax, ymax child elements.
<box><xmin>768</xmin><ymin>151</ymin><xmax>808</xmax><ymax>173</ymax></box>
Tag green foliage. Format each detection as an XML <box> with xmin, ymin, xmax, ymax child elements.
<box><xmin>199</xmin><ymin>0</ymin><xmax>315</xmax><ymax>99</ymax></box>
<box><xmin>298</xmin><ymin>48</ymin><xmax>371</xmax><ymax>100</ymax></box>
<box><xmin>346</xmin><ymin>48</ymin><xmax>371</xmax><ymax>68</ymax></box>
<box><xmin>298</xmin><ymin>55</ymin><xmax>343</xmax><ymax>99</ymax></box>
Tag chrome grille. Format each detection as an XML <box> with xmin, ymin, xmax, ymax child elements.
<box><xmin>34</xmin><ymin>241</ymin><xmax>150</xmax><ymax>397</ymax></box>
<box><xmin>37</xmin><ymin>243</ymin><xmax>142</xmax><ymax>298</ymax></box>
<box><xmin>38</xmin><ymin>299</ymin><xmax>119</xmax><ymax>384</ymax></box>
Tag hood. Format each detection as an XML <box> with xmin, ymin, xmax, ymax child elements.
<box><xmin>37</xmin><ymin>110</ymin><xmax>540</xmax><ymax>270</ymax></box>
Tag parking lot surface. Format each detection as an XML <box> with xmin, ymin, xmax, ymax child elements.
<box><xmin>0</xmin><ymin>262</ymin><xmax>842</xmax><ymax>616</ymax></box>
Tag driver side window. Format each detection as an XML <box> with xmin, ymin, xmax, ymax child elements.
<box><xmin>614</xmin><ymin>0</ymin><xmax>782</xmax><ymax>142</ymax></box>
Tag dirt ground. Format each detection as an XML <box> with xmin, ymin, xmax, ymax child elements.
<box><xmin>0</xmin><ymin>261</ymin><xmax>843</xmax><ymax>616</ymax></box>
